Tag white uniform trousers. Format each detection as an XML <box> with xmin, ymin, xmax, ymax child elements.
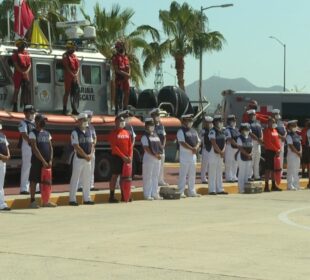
<box><xmin>79</xmin><ymin>153</ymin><xmax>95</xmax><ymax>189</ymax></box>
<box><xmin>249</xmin><ymin>140</ymin><xmax>261</xmax><ymax>179</ymax></box>
<box><xmin>143</xmin><ymin>154</ymin><xmax>161</xmax><ymax>198</ymax></box>
<box><xmin>280</xmin><ymin>141</ymin><xmax>285</xmax><ymax>170</ymax></box>
<box><xmin>200</xmin><ymin>149</ymin><xmax>210</xmax><ymax>182</ymax></box>
<box><xmin>158</xmin><ymin>151</ymin><xmax>166</xmax><ymax>184</ymax></box>
<box><xmin>237</xmin><ymin>155</ymin><xmax>252</xmax><ymax>193</ymax></box>
<box><xmin>225</xmin><ymin>144</ymin><xmax>238</xmax><ymax>181</ymax></box>
<box><xmin>287</xmin><ymin>152</ymin><xmax>300</xmax><ymax>190</ymax></box>
<box><xmin>178</xmin><ymin>160</ymin><xmax>197</xmax><ymax>195</ymax></box>
<box><xmin>0</xmin><ymin>161</ymin><xmax>8</xmax><ymax>209</ymax></box>
<box><xmin>20</xmin><ymin>144</ymin><xmax>32</xmax><ymax>192</ymax></box>
<box><xmin>70</xmin><ymin>155</ymin><xmax>91</xmax><ymax>202</ymax></box>
<box><xmin>208</xmin><ymin>149</ymin><xmax>224</xmax><ymax>193</ymax></box>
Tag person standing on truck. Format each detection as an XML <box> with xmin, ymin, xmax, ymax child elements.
<box><xmin>286</xmin><ymin>120</ymin><xmax>301</xmax><ymax>191</ymax></box>
<box><xmin>177</xmin><ymin>114</ymin><xmax>201</xmax><ymax>198</ymax></box>
<box><xmin>0</xmin><ymin>122</ymin><xmax>11</xmax><ymax>211</ymax></box>
<box><xmin>247</xmin><ymin>109</ymin><xmax>263</xmax><ymax>181</ymax></box>
<box><xmin>272</xmin><ymin>109</ymin><xmax>287</xmax><ymax>173</ymax></box>
<box><xmin>62</xmin><ymin>41</ymin><xmax>80</xmax><ymax>115</ymax></box>
<box><xmin>69</xmin><ymin>113</ymin><xmax>95</xmax><ymax>206</ymax></box>
<box><xmin>200</xmin><ymin>116</ymin><xmax>213</xmax><ymax>184</ymax></box>
<box><xmin>236</xmin><ymin>123</ymin><xmax>253</xmax><ymax>193</ymax></box>
<box><xmin>112</xmin><ymin>40</ymin><xmax>131</xmax><ymax>115</ymax></box>
<box><xmin>19</xmin><ymin>105</ymin><xmax>36</xmax><ymax>195</ymax></box>
<box><xmin>224</xmin><ymin>115</ymin><xmax>239</xmax><ymax>182</ymax></box>
<box><xmin>208</xmin><ymin>115</ymin><xmax>228</xmax><ymax>195</ymax></box>
<box><xmin>11</xmin><ymin>39</ymin><xmax>32</xmax><ymax>112</ymax></box>
<box><xmin>141</xmin><ymin>118</ymin><xmax>163</xmax><ymax>200</ymax></box>
<box><xmin>263</xmin><ymin>117</ymin><xmax>282</xmax><ymax>192</ymax></box>
<box><xmin>108</xmin><ymin>115</ymin><xmax>133</xmax><ymax>203</ymax></box>
<box><xmin>28</xmin><ymin>114</ymin><xmax>56</xmax><ymax>208</ymax></box>
<box><xmin>149</xmin><ymin>108</ymin><xmax>169</xmax><ymax>186</ymax></box>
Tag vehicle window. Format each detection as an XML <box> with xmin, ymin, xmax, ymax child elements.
<box><xmin>55</xmin><ymin>60</ymin><xmax>64</xmax><ymax>83</ymax></box>
<box><xmin>36</xmin><ymin>64</ymin><xmax>51</xmax><ymax>83</ymax></box>
<box><xmin>82</xmin><ymin>65</ymin><xmax>101</xmax><ymax>85</ymax></box>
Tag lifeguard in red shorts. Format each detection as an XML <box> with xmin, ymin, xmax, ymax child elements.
<box><xmin>112</xmin><ymin>40</ymin><xmax>131</xmax><ymax>115</ymax></box>
<box><xmin>12</xmin><ymin>39</ymin><xmax>31</xmax><ymax>112</ymax></box>
<box><xmin>62</xmin><ymin>41</ymin><xmax>80</xmax><ymax>115</ymax></box>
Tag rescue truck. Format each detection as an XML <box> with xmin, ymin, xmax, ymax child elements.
<box><xmin>0</xmin><ymin>40</ymin><xmax>196</xmax><ymax>181</ymax></box>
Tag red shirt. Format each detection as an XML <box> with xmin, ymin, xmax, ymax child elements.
<box><xmin>263</xmin><ymin>128</ymin><xmax>281</xmax><ymax>152</ymax></box>
<box><xmin>112</xmin><ymin>53</ymin><xmax>129</xmax><ymax>81</ymax></box>
<box><xmin>63</xmin><ymin>52</ymin><xmax>79</xmax><ymax>74</ymax></box>
<box><xmin>301</xmin><ymin>127</ymin><xmax>308</xmax><ymax>146</ymax></box>
<box><xmin>12</xmin><ymin>50</ymin><xmax>31</xmax><ymax>78</ymax></box>
<box><xmin>108</xmin><ymin>128</ymin><xmax>132</xmax><ymax>158</ymax></box>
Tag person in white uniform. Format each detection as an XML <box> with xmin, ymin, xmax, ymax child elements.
<box><xmin>286</xmin><ymin>120</ymin><xmax>301</xmax><ymax>190</ymax></box>
<box><xmin>236</xmin><ymin>123</ymin><xmax>253</xmax><ymax>193</ymax></box>
<box><xmin>247</xmin><ymin>109</ymin><xmax>263</xmax><ymax>180</ymax></box>
<box><xmin>78</xmin><ymin>110</ymin><xmax>98</xmax><ymax>192</ymax></box>
<box><xmin>208</xmin><ymin>115</ymin><xmax>228</xmax><ymax>195</ymax></box>
<box><xmin>69</xmin><ymin>113</ymin><xmax>95</xmax><ymax>206</ymax></box>
<box><xmin>272</xmin><ymin>109</ymin><xmax>287</xmax><ymax>173</ymax></box>
<box><xmin>177</xmin><ymin>114</ymin><xmax>201</xmax><ymax>198</ymax></box>
<box><xmin>18</xmin><ymin>105</ymin><xmax>36</xmax><ymax>194</ymax></box>
<box><xmin>200</xmin><ymin>116</ymin><xmax>213</xmax><ymax>184</ymax></box>
<box><xmin>141</xmin><ymin>118</ymin><xmax>163</xmax><ymax>200</ymax></box>
<box><xmin>149</xmin><ymin>108</ymin><xmax>169</xmax><ymax>186</ymax></box>
<box><xmin>224</xmin><ymin>114</ymin><xmax>239</xmax><ymax>182</ymax></box>
<box><xmin>0</xmin><ymin>123</ymin><xmax>11</xmax><ymax>211</ymax></box>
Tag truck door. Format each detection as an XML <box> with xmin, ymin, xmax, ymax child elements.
<box><xmin>32</xmin><ymin>59</ymin><xmax>54</xmax><ymax>111</ymax></box>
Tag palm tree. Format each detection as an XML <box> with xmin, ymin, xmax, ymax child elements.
<box><xmin>82</xmin><ymin>3</ymin><xmax>159</xmax><ymax>86</ymax></box>
<box><xmin>159</xmin><ymin>1</ymin><xmax>225</xmax><ymax>90</ymax></box>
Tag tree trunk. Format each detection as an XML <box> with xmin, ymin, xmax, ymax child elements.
<box><xmin>174</xmin><ymin>54</ymin><xmax>185</xmax><ymax>90</ymax></box>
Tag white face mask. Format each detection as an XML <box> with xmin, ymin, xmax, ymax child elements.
<box><xmin>29</xmin><ymin>114</ymin><xmax>35</xmax><ymax>121</ymax></box>
<box><xmin>292</xmin><ymin>127</ymin><xmax>297</xmax><ymax>133</ymax></box>
<box><xmin>272</xmin><ymin>123</ymin><xmax>277</xmax><ymax>129</ymax></box>
<box><xmin>274</xmin><ymin>114</ymin><xmax>281</xmax><ymax>120</ymax></box>
<box><xmin>119</xmin><ymin>121</ymin><xmax>126</xmax><ymax>128</ymax></box>
<box><xmin>206</xmin><ymin>123</ymin><xmax>213</xmax><ymax>129</ymax></box>
<box><xmin>250</xmin><ymin>115</ymin><xmax>256</xmax><ymax>121</ymax></box>
<box><xmin>187</xmin><ymin>121</ymin><xmax>193</xmax><ymax>129</ymax></box>
<box><xmin>125</xmin><ymin>117</ymin><xmax>131</xmax><ymax>124</ymax></box>
<box><xmin>81</xmin><ymin>121</ymin><xmax>88</xmax><ymax>129</ymax></box>
<box><xmin>243</xmin><ymin>131</ymin><xmax>250</xmax><ymax>138</ymax></box>
<box><xmin>148</xmin><ymin>125</ymin><xmax>155</xmax><ymax>132</ymax></box>
<box><xmin>217</xmin><ymin>122</ymin><xmax>223</xmax><ymax>129</ymax></box>
<box><xmin>230</xmin><ymin>121</ymin><xmax>236</xmax><ymax>128</ymax></box>
<box><xmin>155</xmin><ymin>116</ymin><xmax>160</xmax><ymax>123</ymax></box>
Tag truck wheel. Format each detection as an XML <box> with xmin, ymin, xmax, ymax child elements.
<box><xmin>95</xmin><ymin>153</ymin><xmax>112</xmax><ymax>181</ymax></box>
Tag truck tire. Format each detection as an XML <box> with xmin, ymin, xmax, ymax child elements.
<box><xmin>95</xmin><ymin>153</ymin><xmax>112</xmax><ymax>181</ymax></box>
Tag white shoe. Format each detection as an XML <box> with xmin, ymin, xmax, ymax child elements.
<box><xmin>180</xmin><ymin>193</ymin><xmax>186</xmax><ymax>198</ymax></box>
<box><xmin>145</xmin><ymin>197</ymin><xmax>154</xmax><ymax>201</ymax></box>
<box><xmin>158</xmin><ymin>182</ymin><xmax>169</xmax><ymax>186</ymax></box>
<box><xmin>153</xmin><ymin>195</ymin><xmax>163</xmax><ymax>200</ymax></box>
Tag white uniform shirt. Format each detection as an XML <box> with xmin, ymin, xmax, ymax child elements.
<box><xmin>141</xmin><ymin>135</ymin><xmax>155</xmax><ymax>161</ymax></box>
<box><xmin>208</xmin><ymin>128</ymin><xmax>226</xmax><ymax>153</ymax></box>
<box><xmin>18</xmin><ymin>119</ymin><xmax>35</xmax><ymax>149</ymax></box>
<box><xmin>286</xmin><ymin>133</ymin><xmax>300</xmax><ymax>156</ymax></box>
<box><xmin>29</xmin><ymin>131</ymin><xmax>52</xmax><ymax>141</ymax></box>
<box><xmin>177</xmin><ymin>128</ymin><xmax>200</xmax><ymax>163</ymax></box>
<box><xmin>71</xmin><ymin>129</ymin><xmax>94</xmax><ymax>146</ymax></box>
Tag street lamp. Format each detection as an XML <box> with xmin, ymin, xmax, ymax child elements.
<box><xmin>198</xmin><ymin>3</ymin><xmax>233</xmax><ymax>110</ymax></box>
<box><xmin>269</xmin><ymin>36</ymin><xmax>286</xmax><ymax>92</ymax></box>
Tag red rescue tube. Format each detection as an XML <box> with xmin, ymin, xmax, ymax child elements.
<box><xmin>41</xmin><ymin>168</ymin><xmax>52</xmax><ymax>204</ymax></box>
<box><xmin>274</xmin><ymin>156</ymin><xmax>282</xmax><ymax>186</ymax></box>
<box><xmin>121</xmin><ymin>163</ymin><xmax>132</xmax><ymax>202</ymax></box>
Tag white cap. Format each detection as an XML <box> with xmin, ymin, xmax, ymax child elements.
<box><xmin>272</xmin><ymin>109</ymin><xmax>280</xmax><ymax>114</ymax></box>
<box><xmin>77</xmin><ymin>113</ymin><xmax>88</xmax><ymax>120</ymax></box>
<box><xmin>213</xmin><ymin>115</ymin><xmax>222</xmax><ymax>121</ymax></box>
<box><xmin>149</xmin><ymin>108</ymin><xmax>160</xmax><ymax>116</ymax></box>
<box><xmin>247</xmin><ymin>109</ymin><xmax>256</xmax><ymax>115</ymax></box>
<box><xmin>181</xmin><ymin>114</ymin><xmax>194</xmax><ymax>119</ymax></box>
<box><xmin>144</xmin><ymin>117</ymin><xmax>154</xmax><ymax>124</ymax></box>
<box><xmin>205</xmin><ymin>116</ymin><xmax>213</xmax><ymax>122</ymax></box>
<box><xmin>287</xmin><ymin>120</ymin><xmax>298</xmax><ymax>125</ymax></box>
<box><xmin>227</xmin><ymin>114</ymin><xmax>236</xmax><ymax>119</ymax></box>
<box><xmin>117</xmin><ymin>110</ymin><xmax>132</xmax><ymax>117</ymax></box>
<box><xmin>83</xmin><ymin>110</ymin><xmax>93</xmax><ymax>117</ymax></box>
<box><xmin>240</xmin><ymin>123</ymin><xmax>250</xmax><ymax>129</ymax></box>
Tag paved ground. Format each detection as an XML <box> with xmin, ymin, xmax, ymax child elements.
<box><xmin>1</xmin><ymin>190</ymin><xmax>310</xmax><ymax>280</ymax></box>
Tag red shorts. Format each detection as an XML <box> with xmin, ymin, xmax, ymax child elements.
<box><xmin>64</xmin><ymin>74</ymin><xmax>75</xmax><ymax>94</ymax></box>
<box><xmin>13</xmin><ymin>72</ymin><xmax>25</xmax><ymax>90</ymax></box>
<box><xmin>116</xmin><ymin>79</ymin><xmax>130</xmax><ymax>95</ymax></box>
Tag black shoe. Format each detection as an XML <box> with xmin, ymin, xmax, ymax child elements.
<box><xmin>248</xmin><ymin>178</ymin><xmax>255</xmax><ymax>182</ymax></box>
<box><xmin>254</xmin><ymin>177</ymin><xmax>261</xmax><ymax>181</ymax></box>
<box><xmin>264</xmin><ymin>186</ymin><xmax>270</xmax><ymax>192</ymax></box>
<box><xmin>77</xmin><ymin>187</ymin><xmax>83</xmax><ymax>192</ymax></box>
<box><xmin>91</xmin><ymin>188</ymin><xmax>100</xmax><ymax>191</ymax></box>
<box><xmin>208</xmin><ymin>192</ymin><xmax>217</xmax><ymax>195</ymax></box>
<box><xmin>12</xmin><ymin>103</ymin><xmax>18</xmax><ymax>112</ymax></box>
<box><xmin>201</xmin><ymin>181</ymin><xmax>208</xmax><ymax>184</ymax></box>
<box><xmin>35</xmin><ymin>191</ymin><xmax>41</xmax><ymax>194</ymax></box>
<box><xmin>20</xmin><ymin>191</ymin><xmax>30</xmax><ymax>195</ymax></box>
<box><xmin>72</xmin><ymin>109</ymin><xmax>79</xmax><ymax>115</ymax></box>
<box><xmin>0</xmin><ymin>207</ymin><xmax>11</xmax><ymax>211</ymax></box>
<box><xmin>217</xmin><ymin>191</ymin><xmax>228</xmax><ymax>195</ymax></box>
<box><xmin>83</xmin><ymin>201</ymin><xmax>95</xmax><ymax>205</ymax></box>
<box><xmin>271</xmin><ymin>186</ymin><xmax>282</xmax><ymax>192</ymax></box>
<box><xmin>62</xmin><ymin>108</ymin><xmax>68</xmax><ymax>115</ymax></box>
<box><xmin>69</xmin><ymin>201</ymin><xmax>79</xmax><ymax>206</ymax></box>
<box><xmin>109</xmin><ymin>197</ymin><xmax>119</xmax><ymax>203</ymax></box>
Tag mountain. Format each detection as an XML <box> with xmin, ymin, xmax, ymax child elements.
<box><xmin>185</xmin><ymin>76</ymin><xmax>283</xmax><ymax>112</ymax></box>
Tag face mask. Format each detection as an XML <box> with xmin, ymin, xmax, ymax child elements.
<box><xmin>272</xmin><ymin>123</ymin><xmax>277</xmax><ymax>129</ymax></box>
<box><xmin>250</xmin><ymin>116</ymin><xmax>256</xmax><ymax>121</ymax></box>
<box><xmin>230</xmin><ymin>121</ymin><xmax>236</xmax><ymax>128</ymax></box>
<box><xmin>292</xmin><ymin>127</ymin><xmax>297</xmax><ymax>133</ymax></box>
<box><xmin>217</xmin><ymin>122</ymin><xmax>223</xmax><ymax>129</ymax></box>
<box><xmin>119</xmin><ymin>121</ymin><xmax>126</xmax><ymax>128</ymax></box>
<box><xmin>29</xmin><ymin>114</ymin><xmax>35</xmax><ymax>121</ymax></box>
<box><xmin>275</xmin><ymin>115</ymin><xmax>281</xmax><ymax>120</ymax></box>
<box><xmin>206</xmin><ymin>123</ymin><xmax>213</xmax><ymax>129</ymax></box>
<box><xmin>155</xmin><ymin>116</ymin><xmax>160</xmax><ymax>123</ymax></box>
<box><xmin>81</xmin><ymin>121</ymin><xmax>88</xmax><ymax>128</ymax></box>
<box><xmin>148</xmin><ymin>126</ymin><xmax>155</xmax><ymax>132</ymax></box>
<box><xmin>243</xmin><ymin>131</ymin><xmax>250</xmax><ymax>138</ymax></box>
<box><xmin>125</xmin><ymin>117</ymin><xmax>131</xmax><ymax>124</ymax></box>
<box><xmin>187</xmin><ymin>121</ymin><xmax>193</xmax><ymax>129</ymax></box>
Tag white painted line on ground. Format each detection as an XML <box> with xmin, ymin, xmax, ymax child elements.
<box><xmin>278</xmin><ymin>207</ymin><xmax>310</xmax><ymax>231</ymax></box>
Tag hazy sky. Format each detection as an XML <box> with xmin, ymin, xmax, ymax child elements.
<box><xmin>83</xmin><ymin>0</ymin><xmax>310</xmax><ymax>91</ymax></box>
